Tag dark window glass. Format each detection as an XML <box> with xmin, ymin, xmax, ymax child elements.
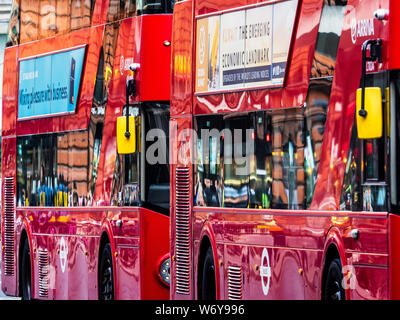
<box><xmin>6</xmin><ymin>1</ymin><xmax>19</xmax><ymax>47</ymax></box>
<box><xmin>194</xmin><ymin>115</ymin><xmax>223</xmax><ymax>207</ymax></box>
<box><xmin>271</xmin><ymin>108</ymin><xmax>305</xmax><ymax>209</ymax></box>
<box><xmin>111</xmin><ymin>103</ymin><xmax>170</xmax><ymax>215</ymax></box>
<box><xmin>304</xmin><ymin>78</ymin><xmax>331</xmax><ymax>207</ymax></box>
<box><xmin>194</xmin><ymin>109</ymin><xmax>308</xmax><ymax>210</ymax></box>
<box><xmin>137</xmin><ymin>0</ymin><xmax>175</xmax><ymax>15</ymax></box>
<box><xmin>340</xmin><ymin>125</ymin><xmax>361</xmax><ymax>211</ymax></box>
<box><xmin>251</xmin><ymin>112</ymin><xmax>272</xmax><ymax>209</ymax></box>
<box><xmin>16</xmin><ymin>130</ymin><xmax>95</xmax><ymax>207</ymax></box>
<box><xmin>18</xmin><ymin>0</ymin><xmax>94</xmax><ymax>43</ymax></box>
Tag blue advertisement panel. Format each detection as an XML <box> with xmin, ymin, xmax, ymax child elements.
<box><xmin>18</xmin><ymin>46</ymin><xmax>86</xmax><ymax>119</ymax></box>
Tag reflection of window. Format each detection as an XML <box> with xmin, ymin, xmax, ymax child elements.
<box><xmin>16</xmin><ymin>130</ymin><xmax>96</xmax><ymax>207</ymax></box>
<box><xmin>6</xmin><ymin>1</ymin><xmax>19</xmax><ymax>47</ymax></box>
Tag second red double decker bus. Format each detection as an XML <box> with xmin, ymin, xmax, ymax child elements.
<box><xmin>170</xmin><ymin>0</ymin><xmax>400</xmax><ymax>300</ymax></box>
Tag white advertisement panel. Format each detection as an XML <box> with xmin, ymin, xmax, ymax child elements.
<box><xmin>195</xmin><ymin>0</ymin><xmax>298</xmax><ymax>94</ymax></box>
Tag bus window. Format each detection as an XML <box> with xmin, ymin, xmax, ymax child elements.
<box><xmin>223</xmin><ymin>116</ymin><xmax>252</xmax><ymax>209</ymax></box>
<box><xmin>251</xmin><ymin>112</ymin><xmax>272</xmax><ymax>209</ymax></box>
<box><xmin>361</xmin><ymin>72</ymin><xmax>387</xmax><ymax>212</ymax></box>
<box><xmin>340</xmin><ymin>125</ymin><xmax>361</xmax><ymax>211</ymax></box>
<box><xmin>111</xmin><ymin>103</ymin><xmax>170</xmax><ymax>214</ymax></box>
<box><xmin>304</xmin><ymin>79</ymin><xmax>331</xmax><ymax>207</ymax></box>
<box><xmin>143</xmin><ymin>103</ymin><xmax>170</xmax><ymax>212</ymax></box>
<box><xmin>271</xmin><ymin>108</ymin><xmax>305</xmax><ymax>210</ymax></box>
<box><xmin>391</xmin><ymin>72</ymin><xmax>400</xmax><ymax>210</ymax></box>
<box><xmin>17</xmin><ymin>0</ymin><xmax>94</xmax><ymax>43</ymax></box>
<box><xmin>137</xmin><ymin>0</ymin><xmax>175</xmax><ymax>15</ymax></box>
<box><xmin>194</xmin><ymin>115</ymin><xmax>223</xmax><ymax>208</ymax></box>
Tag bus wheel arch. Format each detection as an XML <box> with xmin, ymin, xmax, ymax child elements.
<box><xmin>197</xmin><ymin>229</ymin><xmax>219</xmax><ymax>300</ymax></box>
<box><xmin>321</xmin><ymin>236</ymin><xmax>346</xmax><ymax>300</ymax></box>
<box><xmin>19</xmin><ymin>229</ymin><xmax>32</xmax><ymax>300</ymax></box>
<box><xmin>98</xmin><ymin>232</ymin><xmax>115</xmax><ymax>300</ymax></box>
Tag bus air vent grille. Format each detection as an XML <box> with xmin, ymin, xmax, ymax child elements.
<box><xmin>175</xmin><ymin>167</ymin><xmax>191</xmax><ymax>295</ymax></box>
<box><xmin>38</xmin><ymin>249</ymin><xmax>49</xmax><ymax>297</ymax></box>
<box><xmin>228</xmin><ymin>266</ymin><xmax>243</xmax><ymax>300</ymax></box>
<box><xmin>3</xmin><ymin>177</ymin><xmax>15</xmax><ymax>276</ymax></box>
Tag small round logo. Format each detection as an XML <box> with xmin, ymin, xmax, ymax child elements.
<box><xmin>260</xmin><ymin>248</ymin><xmax>271</xmax><ymax>295</ymax></box>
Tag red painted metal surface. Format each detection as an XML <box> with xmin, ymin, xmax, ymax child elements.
<box><xmin>10</xmin><ymin>207</ymin><xmax>169</xmax><ymax>299</ymax></box>
<box><xmin>170</xmin><ymin>0</ymin><xmax>393</xmax><ymax>300</ymax></box>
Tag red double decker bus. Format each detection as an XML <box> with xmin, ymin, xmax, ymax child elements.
<box><xmin>170</xmin><ymin>0</ymin><xmax>400</xmax><ymax>300</ymax></box>
<box><xmin>2</xmin><ymin>0</ymin><xmax>173</xmax><ymax>299</ymax></box>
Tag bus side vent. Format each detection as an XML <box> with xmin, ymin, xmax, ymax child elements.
<box><xmin>38</xmin><ymin>249</ymin><xmax>49</xmax><ymax>298</ymax></box>
<box><xmin>3</xmin><ymin>177</ymin><xmax>15</xmax><ymax>276</ymax></box>
<box><xmin>228</xmin><ymin>266</ymin><xmax>243</xmax><ymax>300</ymax></box>
<box><xmin>175</xmin><ymin>167</ymin><xmax>191</xmax><ymax>295</ymax></box>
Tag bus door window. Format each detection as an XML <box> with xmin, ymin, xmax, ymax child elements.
<box><xmin>360</xmin><ymin>72</ymin><xmax>388</xmax><ymax>212</ymax></box>
<box><xmin>251</xmin><ymin>111</ymin><xmax>272</xmax><ymax>209</ymax></box>
<box><xmin>223</xmin><ymin>115</ymin><xmax>252</xmax><ymax>209</ymax></box>
<box><xmin>194</xmin><ymin>115</ymin><xmax>223</xmax><ymax>208</ymax></box>
<box><xmin>112</xmin><ymin>106</ymin><xmax>141</xmax><ymax>206</ymax></box>
<box><xmin>390</xmin><ymin>71</ymin><xmax>400</xmax><ymax>212</ymax></box>
<box><xmin>17</xmin><ymin>0</ymin><xmax>95</xmax><ymax>44</ymax></box>
<box><xmin>340</xmin><ymin>126</ymin><xmax>362</xmax><ymax>211</ymax></box>
<box><xmin>304</xmin><ymin>79</ymin><xmax>331</xmax><ymax>207</ymax></box>
<box><xmin>143</xmin><ymin>103</ymin><xmax>170</xmax><ymax>213</ymax></box>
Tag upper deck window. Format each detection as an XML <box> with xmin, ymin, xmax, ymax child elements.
<box><xmin>136</xmin><ymin>0</ymin><xmax>175</xmax><ymax>15</ymax></box>
<box><xmin>7</xmin><ymin>0</ymin><xmax>175</xmax><ymax>46</ymax></box>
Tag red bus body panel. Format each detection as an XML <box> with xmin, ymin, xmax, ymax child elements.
<box><xmin>170</xmin><ymin>0</ymin><xmax>393</xmax><ymax>300</ymax></box>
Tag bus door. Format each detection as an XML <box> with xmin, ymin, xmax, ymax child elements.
<box><xmin>115</xmin><ymin>102</ymin><xmax>170</xmax><ymax>213</ymax></box>
<box><xmin>358</xmin><ymin>71</ymin><xmax>389</xmax><ymax>213</ymax></box>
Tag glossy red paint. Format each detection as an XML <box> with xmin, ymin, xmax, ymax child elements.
<box><xmin>389</xmin><ymin>214</ymin><xmax>400</xmax><ymax>299</ymax></box>
<box><xmin>169</xmin><ymin>115</ymin><xmax>194</xmax><ymax>300</ymax></box>
<box><xmin>170</xmin><ymin>0</ymin><xmax>194</xmax><ymax>116</ymax></box>
<box><xmin>10</xmin><ymin>207</ymin><xmax>169</xmax><ymax>300</ymax></box>
<box><xmin>170</xmin><ymin>0</ymin><xmax>393</xmax><ymax>300</ymax></box>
